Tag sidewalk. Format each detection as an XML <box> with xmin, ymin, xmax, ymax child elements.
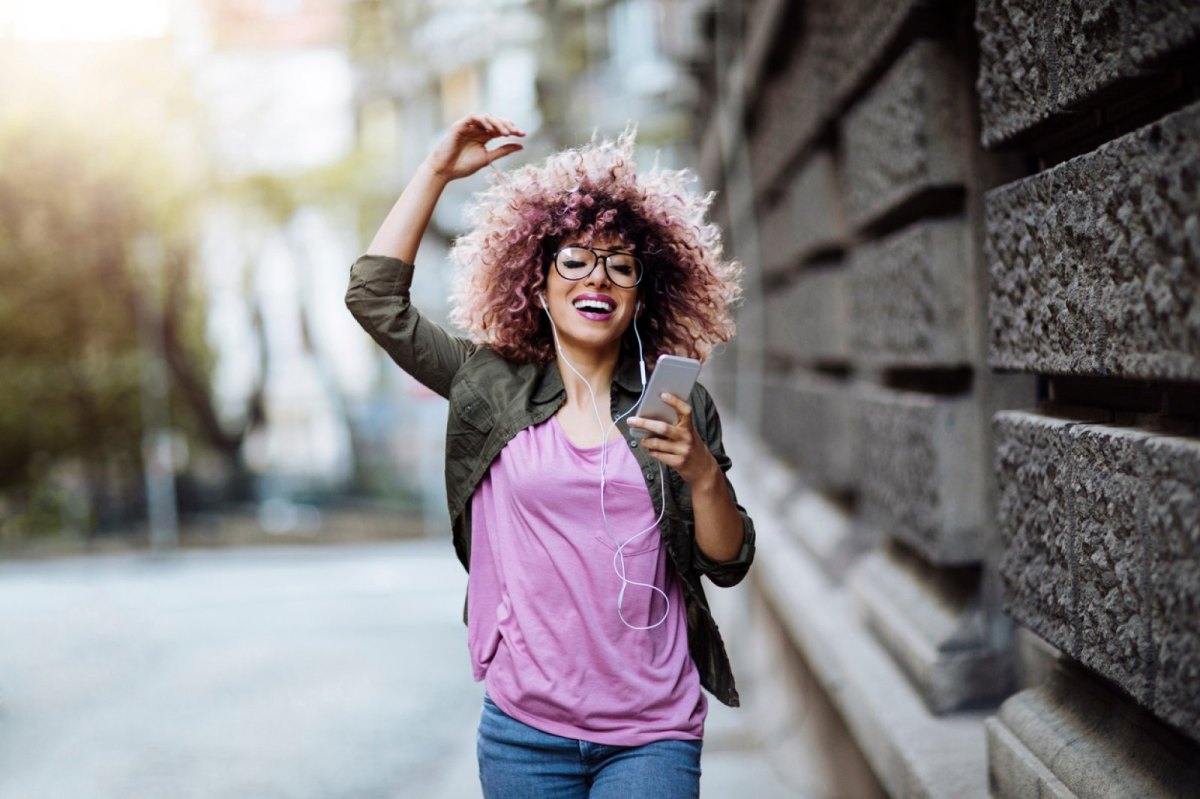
<box><xmin>0</xmin><ymin>538</ymin><xmax>800</xmax><ymax>798</ymax></box>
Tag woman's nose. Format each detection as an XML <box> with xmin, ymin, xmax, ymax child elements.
<box><xmin>585</xmin><ymin>257</ymin><xmax>612</xmax><ymax>287</ymax></box>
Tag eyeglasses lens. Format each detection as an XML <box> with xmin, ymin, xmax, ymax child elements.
<box><xmin>555</xmin><ymin>247</ymin><xmax>642</xmax><ymax>288</ymax></box>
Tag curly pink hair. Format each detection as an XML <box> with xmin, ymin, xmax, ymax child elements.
<box><xmin>447</xmin><ymin>130</ymin><xmax>742</xmax><ymax>366</ymax></box>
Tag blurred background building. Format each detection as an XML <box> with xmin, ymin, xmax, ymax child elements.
<box><xmin>1</xmin><ymin>0</ymin><xmax>1198</xmax><ymax>795</ymax></box>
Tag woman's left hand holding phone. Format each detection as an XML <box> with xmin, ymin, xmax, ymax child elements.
<box><xmin>629</xmin><ymin>394</ymin><xmax>720</xmax><ymax>489</ymax></box>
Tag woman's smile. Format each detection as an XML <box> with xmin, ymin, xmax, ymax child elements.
<box><xmin>571</xmin><ymin>292</ymin><xmax>617</xmax><ymax>321</ymax></box>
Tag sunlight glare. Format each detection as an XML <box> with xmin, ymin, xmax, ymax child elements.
<box><xmin>13</xmin><ymin>0</ymin><xmax>170</xmax><ymax>41</ymax></box>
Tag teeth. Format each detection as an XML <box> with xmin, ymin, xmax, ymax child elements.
<box><xmin>574</xmin><ymin>299</ymin><xmax>614</xmax><ymax>313</ymax></box>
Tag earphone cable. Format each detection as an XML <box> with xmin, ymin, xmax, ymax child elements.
<box><xmin>541</xmin><ymin>296</ymin><xmax>670</xmax><ymax>630</ymax></box>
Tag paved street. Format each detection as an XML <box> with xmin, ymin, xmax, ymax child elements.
<box><xmin>0</xmin><ymin>540</ymin><xmax>797</xmax><ymax>798</ymax></box>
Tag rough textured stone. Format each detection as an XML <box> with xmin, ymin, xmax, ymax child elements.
<box><xmin>850</xmin><ymin>220</ymin><xmax>976</xmax><ymax>367</ymax></box>
<box><xmin>856</xmin><ymin>388</ymin><xmax>987</xmax><ymax>565</ymax></box>
<box><xmin>1070</xmin><ymin>424</ymin><xmax>1153</xmax><ymax>705</ymax></box>
<box><xmin>987</xmin><ymin>663</ymin><xmax>1200</xmax><ymax>798</ymax></box>
<box><xmin>977</xmin><ymin>0</ymin><xmax>1200</xmax><ymax>146</ymax></box>
<box><xmin>995</xmin><ymin>410</ymin><xmax>1200</xmax><ymax>741</ymax></box>
<box><xmin>764</xmin><ymin>267</ymin><xmax>852</xmax><ymax>364</ymax></box>
<box><xmin>760</xmin><ymin>152</ymin><xmax>845</xmax><ymax>275</ymax></box>
<box><xmin>986</xmin><ymin>102</ymin><xmax>1200</xmax><ymax>381</ymax></box>
<box><xmin>848</xmin><ymin>547</ymin><xmax>1012</xmax><ymax>715</ymax></box>
<box><xmin>824</xmin><ymin>0</ymin><xmax>924</xmax><ymax>109</ymax></box>
<box><xmin>1054</xmin><ymin>0</ymin><xmax>1127</xmax><ymax>105</ymax></box>
<box><xmin>975</xmin><ymin>0</ymin><xmax>1057</xmax><ymax>148</ymax></box>
<box><xmin>749</xmin><ymin>38</ymin><xmax>828</xmax><ymax>188</ymax></box>
<box><xmin>761</xmin><ymin>372</ymin><xmax>855</xmax><ymax>492</ymax></box>
<box><xmin>749</xmin><ymin>0</ymin><xmax>922</xmax><ymax>192</ymax></box>
<box><xmin>994</xmin><ymin>412</ymin><xmax>1088</xmax><ymax>653</ymax></box>
<box><xmin>1128</xmin><ymin>0</ymin><xmax>1200</xmax><ymax>66</ymax></box>
<box><xmin>841</xmin><ymin>41</ymin><xmax>968</xmax><ymax>232</ymax></box>
<box><xmin>1145</xmin><ymin>435</ymin><xmax>1200</xmax><ymax>739</ymax></box>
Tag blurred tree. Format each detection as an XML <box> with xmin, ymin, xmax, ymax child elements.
<box><xmin>0</xmin><ymin>43</ymin><xmax>254</xmax><ymax>541</ymax></box>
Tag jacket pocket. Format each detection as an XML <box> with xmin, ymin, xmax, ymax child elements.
<box><xmin>446</xmin><ymin>381</ymin><xmax>494</xmax><ymax>468</ymax></box>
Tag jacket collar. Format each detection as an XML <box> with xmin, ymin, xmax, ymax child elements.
<box><xmin>531</xmin><ymin>353</ymin><xmax>645</xmax><ymax>404</ymax></box>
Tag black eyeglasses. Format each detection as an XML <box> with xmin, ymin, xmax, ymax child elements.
<box><xmin>553</xmin><ymin>245</ymin><xmax>644</xmax><ymax>288</ymax></box>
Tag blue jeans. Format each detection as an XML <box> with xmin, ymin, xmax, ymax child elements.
<box><xmin>476</xmin><ymin>694</ymin><xmax>702</xmax><ymax>798</ymax></box>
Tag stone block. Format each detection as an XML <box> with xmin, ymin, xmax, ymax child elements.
<box><xmin>977</xmin><ymin>0</ymin><xmax>1200</xmax><ymax>146</ymax></box>
<box><xmin>748</xmin><ymin>0</ymin><xmax>923</xmax><ymax>193</ymax></box>
<box><xmin>975</xmin><ymin>0</ymin><xmax>1056</xmax><ymax>149</ymax></box>
<box><xmin>850</xmin><ymin>220</ymin><xmax>977</xmax><ymax>368</ymax></box>
<box><xmin>760</xmin><ymin>152</ymin><xmax>845</xmax><ymax>275</ymax></box>
<box><xmin>761</xmin><ymin>372</ymin><xmax>855</xmax><ymax>492</ymax></box>
<box><xmin>1070</xmin><ymin>424</ymin><xmax>1154</xmax><ymax>705</ymax></box>
<box><xmin>1053</xmin><ymin>0</ymin><xmax>1128</xmax><ymax>111</ymax></box>
<box><xmin>986</xmin><ymin>102</ymin><xmax>1200</xmax><ymax>381</ymax></box>
<box><xmin>1128</xmin><ymin>1</ymin><xmax>1200</xmax><ymax>66</ymax></box>
<box><xmin>987</xmin><ymin>663</ymin><xmax>1200</xmax><ymax>798</ymax></box>
<box><xmin>764</xmin><ymin>268</ymin><xmax>852</xmax><ymax>364</ymax></box>
<box><xmin>994</xmin><ymin>410</ymin><xmax>1200</xmax><ymax>741</ymax></box>
<box><xmin>749</xmin><ymin>43</ymin><xmax>828</xmax><ymax>189</ymax></box>
<box><xmin>856</xmin><ymin>387</ymin><xmax>987</xmax><ymax>565</ymax></box>
<box><xmin>994</xmin><ymin>412</ymin><xmax>1090</xmax><ymax>652</ymax></box>
<box><xmin>841</xmin><ymin>41</ymin><xmax>968</xmax><ymax>232</ymax></box>
<box><xmin>824</xmin><ymin>0</ymin><xmax>924</xmax><ymax>110</ymax></box>
<box><xmin>1145</xmin><ymin>435</ymin><xmax>1200</xmax><ymax>739</ymax></box>
<box><xmin>848</xmin><ymin>546</ymin><xmax>1012</xmax><ymax>715</ymax></box>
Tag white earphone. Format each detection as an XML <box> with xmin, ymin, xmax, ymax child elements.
<box><xmin>538</xmin><ymin>292</ymin><xmax>667</xmax><ymax>630</ymax></box>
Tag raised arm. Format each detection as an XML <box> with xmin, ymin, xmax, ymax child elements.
<box><xmin>346</xmin><ymin>114</ymin><xmax>525</xmax><ymax>396</ymax></box>
<box><xmin>367</xmin><ymin>113</ymin><xmax>525</xmax><ymax>260</ymax></box>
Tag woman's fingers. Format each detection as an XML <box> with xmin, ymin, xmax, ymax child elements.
<box><xmin>628</xmin><ymin>395</ymin><xmax>692</xmax><ymax>435</ymax></box>
<box><xmin>482</xmin><ymin>113</ymin><xmax>523</xmax><ymax>136</ymax></box>
<box><xmin>660</xmin><ymin>393</ymin><xmax>693</xmax><ymax>427</ymax></box>
<box><xmin>459</xmin><ymin>113</ymin><xmax>524</xmax><ymax>139</ymax></box>
<box><xmin>487</xmin><ymin>142</ymin><xmax>524</xmax><ymax>164</ymax></box>
<box><xmin>432</xmin><ymin>114</ymin><xmax>525</xmax><ymax>179</ymax></box>
<box><xmin>628</xmin><ymin>393</ymin><xmax>703</xmax><ymax>470</ymax></box>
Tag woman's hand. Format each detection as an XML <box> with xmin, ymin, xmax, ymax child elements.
<box><xmin>426</xmin><ymin>114</ymin><xmax>525</xmax><ymax>183</ymax></box>
<box><xmin>629</xmin><ymin>393</ymin><xmax>745</xmax><ymax>563</ymax></box>
<box><xmin>628</xmin><ymin>394</ymin><xmax>721</xmax><ymax>489</ymax></box>
<box><xmin>367</xmin><ymin>113</ymin><xmax>524</xmax><ymax>259</ymax></box>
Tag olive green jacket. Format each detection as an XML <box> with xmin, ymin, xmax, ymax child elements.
<box><xmin>344</xmin><ymin>254</ymin><xmax>756</xmax><ymax>707</ymax></box>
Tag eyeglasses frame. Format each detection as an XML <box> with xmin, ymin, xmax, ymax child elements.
<box><xmin>551</xmin><ymin>244</ymin><xmax>645</xmax><ymax>288</ymax></box>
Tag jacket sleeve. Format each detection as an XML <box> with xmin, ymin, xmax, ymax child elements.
<box><xmin>344</xmin><ymin>254</ymin><xmax>477</xmax><ymax>399</ymax></box>
<box><xmin>689</xmin><ymin>385</ymin><xmax>756</xmax><ymax>588</ymax></box>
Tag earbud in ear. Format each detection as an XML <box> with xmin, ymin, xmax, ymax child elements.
<box><xmin>635</xmin><ymin>300</ymin><xmax>643</xmax><ymax>314</ymax></box>
<box><xmin>538</xmin><ymin>292</ymin><xmax>547</xmax><ymax>309</ymax></box>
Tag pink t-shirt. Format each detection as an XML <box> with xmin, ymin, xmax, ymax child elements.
<box><xmin>467</xmin><ymin>415</ymin><xmax>706</xmax><ymax>745</ymax></box>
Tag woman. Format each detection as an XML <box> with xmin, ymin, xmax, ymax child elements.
<box><xmin>345</xmin><ymin>113</ymin><xmax>755</xmax><ymax>798</ymax></box>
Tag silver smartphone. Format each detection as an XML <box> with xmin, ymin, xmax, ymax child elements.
<box><xmin>630</xmin><ymin>355</ymin><xmax>702</xmax><ymax>439</ymax></box>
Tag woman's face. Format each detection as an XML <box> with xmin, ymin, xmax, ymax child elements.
<box><xmin>543</xmin><ymin>232</ymin><xmax>641</xmax><ymax>360</ymax></box>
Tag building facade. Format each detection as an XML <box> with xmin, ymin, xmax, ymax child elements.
<box><xmin>694</xmin><ymin>1</ymin><xmax>1200</xmax><ymax>796</ymax></box>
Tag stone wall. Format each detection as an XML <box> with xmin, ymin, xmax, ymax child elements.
<box><xmin>995</xmin><ymin>411</ymin><xmax>1200</xmax><ymax>741</ymax></box>
<box><xmin>698</xmin><ymin>0</ymin><xmax>1200</xmax><ymax>795</ymax></box>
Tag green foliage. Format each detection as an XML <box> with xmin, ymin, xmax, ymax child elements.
<box><xmin>0</xmin><ymin>43</ymin><xmax>214</xmax><ymax>524</ymax></box>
